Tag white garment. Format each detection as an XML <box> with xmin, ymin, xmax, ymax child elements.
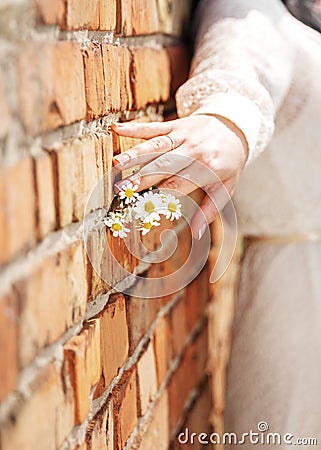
<box><xmin>176</xmin><ymin>0</ymin><xmax>321</xmax><ymax>447</ymax></box>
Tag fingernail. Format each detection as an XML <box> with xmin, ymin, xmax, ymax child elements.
<box><xmin>198</xmin><ymin>223</ymin><xmax>207</xmax><ymax>240</ymax></box>
<box><xmin>113</xmin><ymin>153</ymin><xmax>131</xmax><ymax>166</ymax></box>
<box><xmin>114</xmin><ymin>122</ymin><xmax>125</xmax><ymax>128</ymax></box>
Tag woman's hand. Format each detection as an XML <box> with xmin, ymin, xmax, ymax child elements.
<box><xmin>111</xmin><ymin>114</ymin><xmax>248</xmax><ymax>239</ymax></box>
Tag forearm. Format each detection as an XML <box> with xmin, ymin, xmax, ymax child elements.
<box><xmin>176</xmin><ymin>0</ymin><xmax>296</xmax><ymax>164</ymax></box>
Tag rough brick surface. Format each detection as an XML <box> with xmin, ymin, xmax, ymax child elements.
<box><xmin>153</xmin><ymin>315</ymin><xmax>172</xmax><ymax>386</ymax></box>
<box><xmin>36</xmin><ymin>0</ymin><xmax>117</xmax><ymax>30</ymax></box>
<box><xmin>95</xmin><ymin>294</ymin><xmax>129</xmax><ymax>396</ymax></box>
<box><xmin>114</xmin><ymin>370</ymin><xmax>138</xmax><ymax>449</ymax></box>
<box><xmin>117</xmin><ymin>0</ymin><xmax>159</xmax><ymax>35</ymax></box>
<box><xmin>126</xmin><ymin>295</ymin><xmax>163</xmax><ymax>353</ymax></box>
<box><xmin>64</xmin><ymin>319</ymin><xmax>101</xmax><ymax>423</ymax></box>
<box><xmin>35</xmin><ymin>0</ymin><xmax>66</xmax><ymax>26</ymax></box>
<box><xmin>18</xmin><ymin>42</ymin><xmax>86</xmax><ymax>135</ymax></box>
<box><xmin>83</xmin><ymin>44</ymin><xmax>106</xmax><ymax>119</ymax></box>
<box><xmin>137</xmin><ymin>340</ymin><xmax>158</xmax><ymax>415</ymax></box>
<box><xmin>139</xmin><ymin>391</ymin><xmax>169</xmax><ymax>450</ymax></box>
<box><xmin>0</xmin><ymin>291</ymin><xmax>18</xmax><ymax>401</ymax></box>
<box><xmin>15</xmin><ymin>241</ymin><xmax>87</xmax><ymax>367</ymax></box>
<box><xmin>132</xmin><ymin>47</ymin><xmax>171</xmax><ymax>109</ymax></box>
<box><xmin>48</xmin><ymin>134</ymin><xmax>104</xmax><ymax>227</ymax></box>
<box><xmin>0</xmin><ymin>364</ymin><xmax>74</xmax><ymax>450</ymax></box>
<box><xmin>0</xmin><ymin>158</ymin><xmax>36</xmax><ymax>266</ymax></box>
<box><xmin>86</xmin><ymin>396</ymin><xmax>114</xmax><ymax>449</ymax></box>
<box><xmin>34</xmin><ymin>152</ymin><xmax>56</xmax><ymax>238</ymax></box>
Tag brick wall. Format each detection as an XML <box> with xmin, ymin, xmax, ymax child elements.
<box><xmin>0</xmin><ymin>1</ymin><xmax>239</xmax><ymax>449</ymax></box>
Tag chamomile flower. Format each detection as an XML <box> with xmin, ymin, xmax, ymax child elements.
<box><xmin>132</xmin><ymin>191</ymin><xmax>163</xmax><ymax>222</ymax></box>
<box><xmin>119</xmin><ymin>206</ymin><xmax>132</xmax><ymax>223</ymax></box>
<box><xmin>104</xmin><ymin>213</ymin><xmax>130</xmax><ymax>238</ymax></box>
<box><xmin>118</xmin><ymin>181</ymin><xmax>139</xmax><ymax>204</ymax></box>
<box><xmin>137</xmin><ymin>217</ymin><xmax>160</xmax><ymax>236</ymax></box>
<box><xmin>159</xmin><ymin>194</ymin><xmax>182</xmax><ymax>221</ymax></box>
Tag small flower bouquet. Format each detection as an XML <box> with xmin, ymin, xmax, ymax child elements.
<box><xmin>104</xmin><ymin>182</ymin><xmax>182</xmax><ymax>238</ymax></box>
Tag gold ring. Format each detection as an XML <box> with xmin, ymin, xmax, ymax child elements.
<box><xmin>166</xmin><ymin>134</ymin><xmax>175</xmax><ymax>150</ymax></box>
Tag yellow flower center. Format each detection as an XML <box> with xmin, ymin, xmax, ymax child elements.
<box><xmin>144</xmin><ymin>201</ymin><xmax>155</xmax><ymax>213</ymax></box>
<box><xmin>125</xmin><ymin>188</ymin><xmax>134</xmax><ymax>198</ymax></box>
<box><xmin>112</xmin><ymin>222</ymin><xmax>122</xmax><ymax>231</ymax></box>
<box><xmin>143</xmin><ymin>222</ymin><xmax>153</xmax><ymax>230</ymax></box>
<box><xmin>167</xmin><ymin>202</ymin><xmax>177</xmax><ymax>213</ymax></box>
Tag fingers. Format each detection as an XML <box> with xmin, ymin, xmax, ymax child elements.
<box><xmin>158</xmin><ymin>160</ymin><xmax>219</xmax><ymax>196</ymax></box>
<box><xmin>113</xmin><ymin>132</ymin><xmax>184</xmax><ymax>169</ymax></box>
<box><xmin>190</xmin><ymin>180</ymin><xmax>235</xmax><ymax>239</ymax></box>
<box><xmin>115</xmin><ymin>149</ymin><xmax>194</xmax><ymax>192</ymax></box>
<box><xmin>110</xmin><ymin>121</ymin><xmax>175</xmax><ymax>139</ymax></box>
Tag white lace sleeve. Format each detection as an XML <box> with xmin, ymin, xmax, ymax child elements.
<box><xmin>176</xmin><ymin>0</ymin><xmax>296</xmax><ymax>164</ymax></box>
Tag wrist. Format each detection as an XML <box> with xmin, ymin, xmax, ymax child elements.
<box><xmin>197</xmin><ymin>113</ymin><xmax>249</xmax><ymax>164</ymax></box>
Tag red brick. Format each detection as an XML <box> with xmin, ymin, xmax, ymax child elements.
<box><xmin>33</xmin><ymin>151</ymin><xmax>56</xmax><ymax>238</ymax></box>
<box><xmin>66</xmin><ymin>0</ymin><xmax>100</xmax><ymax>29</ymax></box>
<box><xmin>95</xmin><ymin>294</ymin><xmax>129</xmax><ymax>396</ymax></box>
<box><xmin>97</xmin><ymin>132</ymin><xmax>114</xmax><ymax>208</ymax></box>
<box><xmin>184</xmin><ymin>268</ymin><xmax>209</xmax><ymax>333</ymax></box>
<box><xmin>83</xmin><ymin>43</ymin><xmax>106</xmax><ymax>119</ymax></box>
<box><xmin>99</xmin><ymin>0</ymin><xmax>117</xmax><ymax>30</ymax></box>
<box><xmin>119</xmin><ymin>46</ymin><xmax>134</xmax><ymax>111</ymax></box>
<box><xmin>101</xmin><ymin>45</ymin><xmax>133</xmax><ymax>111</ymax></box>
<box><xmin>86</xmin><ymin>396</ymin><xmax>114</xmax><ymax>449</ymax></box>
<box><xmin>153</xmin><ymin>315</ymin><xmax>172</xmax><ymax>386</ymax></box>
<box><xmin>35</xmin><ymin>0</ymin><xmax>117</xmax><ymax>30</ymax></box>
<box><xmin>64</xmin><ymin>319</ymin><xmax>101</xmax><ymax>424</ymax></box>
<box><xmin>0</xmin><ymin>363</ymin><xmax>74</xmax><ymax>450</ymax></box>
<box><xmin>131</xmin><ymin>47</ymin><xmax>170</xmax><ymax>109</ymax></box>
<box><xmin>138</xmin><ymin>391</ymin><xmax>169</xmax><ymax>450</ymax></box>
<box><xmin>0</xmin><ymin>291</ymin><xmax>18</xmax><ymax>401</ymax></box>
<box><xmin>49</xmin><ymin>134</ymin><xmax>103</xmax><ymax>227</ymax></box>
<box><xmin>101</xmin><ymin>45</ymin><xmax>121</xmax><ymax>112</ymax></box>
<box><xmin>168</xmin><ymin>326</ymin><xmax>208</xmax><ymax>432</ymax></box>
<box><xmin>169</xmin><ymin>298</ymin><xmax>188</xmax><ymax>357</ymax></box>
<box><xmin>85</xmin><ymin>231</ymin><xmax>111</xmax><ymax>303</ymax></box>
<box><xmin>18</xmin><ymin>42</ymin><xmax>86</xmax><ymax>135</ymax></box>
<box><xmin>126</xmin><ymin>295</ymin><xmax>162</xmax><ymax>354</ymax></box>
<box><xmin>113</xmin><ymin>370</ymin><xmax>137</xmax><ymax>449</ymax></box>
<box><xmin>135</xmin><ymin>224</ymin><xmax>193</xmax><ymax>305</ymax></box>
<box><xmin>99</xmin><ymin>132</ymin><xmax>114</xmax><ymax>174</ymax></box>
<box><xmin>35</xmin><ymin>0</ymin><xmax>66</xmax><ymax>26</ymax></box>
<box><xmin>80</xmin><ymin>135</ymin><xmax>104</xmax><ymax>216</ymax></box>
<box><xmin>117</xmin><ymin>0</ymin><xmax>159</xmax><ymax>35</ymax></box>
<box><xmin>100</xmin><ymin>225</ymin><xmax>140</xmax><ymax>287</ymax></box>
<box><xmin>16</xmin><ymin>240</ymin><xmax>87</xmax><ymax>367</ymax></box>
<box><xmin>137</xmin><ymin>341</ymin><xmax>158</xmax><ymax>415</ymax></box>
<box><xmin>0</xmin><ymin>158</ymin><xmax>36</xmax><ymax>266</ymax></box>
<box><xmin>66</xmin><ymin>0</ymin><xmax>116</xmax><ymax>30</ymax></box>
